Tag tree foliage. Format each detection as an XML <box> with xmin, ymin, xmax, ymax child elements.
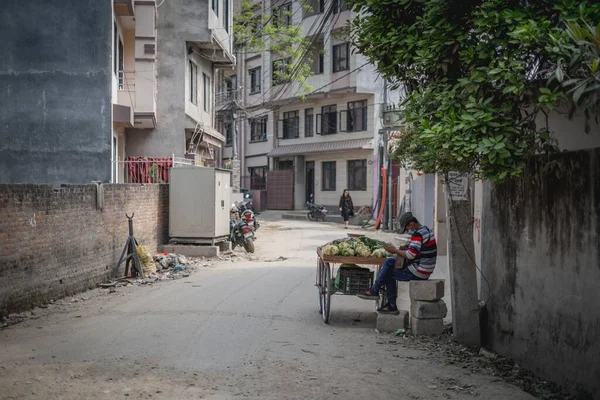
<box><xmin>346</xmin><ymin>0</ymin><xmax>600</xmax><ymax>181</ymax></box>
<box><xmin>549</xmin><ymin>18</ymin><xmax>600</xmax><ymax>132</ymax></box>
<box><xmin>233</xmin><ymin>0</ymin><xmax>315</xmax><ymax>94</ymax></box>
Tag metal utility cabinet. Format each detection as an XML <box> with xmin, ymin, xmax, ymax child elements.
<box><xmin>169</xmin><ymin>166</ymin><xmax>232</xmax><ymax>243</ymax></box>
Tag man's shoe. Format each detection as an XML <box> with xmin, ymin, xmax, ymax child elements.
<box><xmin>377</xmin><ymin>303</ymin><xmax>400</xmax><ymax>315</ymax></box>
<box><xmin>357</xmin><ymin>290</ymin><xmax>379</xmax><ymax>300</ymax></box>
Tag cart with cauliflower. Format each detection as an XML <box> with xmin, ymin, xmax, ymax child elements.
<box><xmin>316</xmin><ymin>236</ymin><xmax>392</xmax><ymax>323</ymax></box>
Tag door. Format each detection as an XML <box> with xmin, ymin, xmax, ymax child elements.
<box><xmin>306</xmin><ymin>161</ymin><xmax>315</xmax><ymax>203</ymax></box>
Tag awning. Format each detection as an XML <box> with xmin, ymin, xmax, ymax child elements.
<box><xmin>267</xmin><ymin>138</ymin><xmax>373</xmax><ymax>158</ymax></box>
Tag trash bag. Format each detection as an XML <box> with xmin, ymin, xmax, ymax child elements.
<box><xmin>136</xmin><ymin>245</ymin><xmax>156</xmax><ymax>275</ymax></box>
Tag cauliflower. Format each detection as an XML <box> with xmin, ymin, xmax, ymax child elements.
<box><xmin>371</xmin><ymin>248</ymin><xmax>389</xmax><ymax>258</ymax></box>
<box><xmin>339</xmin><ymin>246</ymin><xmax>355</xmax><ymax>256</ymax></box>
<box><xmin>322</xmin><ymin>244</ymin><xmax>339</xmax><ymax>256</ymax></box>
<box><xmin>355</xmin><ymin>243</ymin><xmax>371</xmax><ymax>257</ymax></box>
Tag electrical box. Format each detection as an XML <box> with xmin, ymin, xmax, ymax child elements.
<box><xmin>169</xmin><ymin>166</ymin><xmax>232</xmax><ymax>241</ymax></box>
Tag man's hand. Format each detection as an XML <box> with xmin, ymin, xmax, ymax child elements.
<box><xmin>383</xmin><ymin>243</ymin><xmax>397</xmax><ymax>254</ymax></box>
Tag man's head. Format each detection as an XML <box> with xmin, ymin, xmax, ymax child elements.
<box><xmin>398</xmin><ymin>212</ymin><xmax>419</xmax><ymax>234</ymax></box>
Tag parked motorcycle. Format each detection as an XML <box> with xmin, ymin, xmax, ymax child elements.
<box><xmin>230</xmin><ymin>204</ymin><xmax>256</xmax><ymax>253</ymax></box>
<box><xmin>230</xmin><ymin>219</ymin><xmax>255</xmax><ymax>253</ymax></box>
<box><xmin>306</xmin><ymin>195</ymin><xmax>328</xmax><ymax>222</ymax></box>
<box><xmin>241</xmin><ymin>209</ymin><xmax>260</xmax><ymax>231</ymax></box>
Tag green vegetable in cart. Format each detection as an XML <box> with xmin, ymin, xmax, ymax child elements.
<box><xmin>322</xmin><ymin>244</ymin><xmax>339</xmax><ymax>256</ymax></box>
<box><xmin>339</xmin><ymin>246</ymin><xmax>355</xmax><ymax>256</ymax></box>
<box><xmin>371</xmin><ymin>248</ymin><xmax>389</xmax><ymax>258</ymax></box>
<box><xmin>355</xmin><ymin>243</ymin><xmax>371</xmax><ymax>257</ymax></box>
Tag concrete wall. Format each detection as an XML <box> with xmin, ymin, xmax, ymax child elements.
<box><xmin>480</xmin><ymin>148</ymin><xmax>600</xmax><ymax>396</ymax></box>
<box><xmin>126</xmin><ymin>0</ymin><xmax>211</xmax><ymax>157</ymax></box>
<box><xmin>0</xmin><ymin>184</ymin><xmax>169</xmax><ymax>313</ymax></box>
<box><xmin>0</xmin><ymin>0</ymin><xmax>112</xmax><ymax>184</ymax></box>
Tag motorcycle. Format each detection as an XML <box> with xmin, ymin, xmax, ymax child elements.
<box><xmin>241</xmin><ymin>209</ymin><xmax>260</xmax><ymax>231</ymax></box>
<box><xmin>230</xmin><ymin>205</ymin><xmax>256</xmax><ymax>253</ymax></box>
<box><xmin>306</xmin><ymin>194</ymin><xmax>328</xmax><ymax>222</ymax></box>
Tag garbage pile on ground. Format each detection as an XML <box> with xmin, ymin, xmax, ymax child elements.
<box><xmin>0</xmin><ymin>313</ymin><xmax>29</xmax><ymax>329</ymax></box>
<box><xmin>382</xmin><ymin>328</ymin><xmax>582</xmax><ymax>400</ymax></box>
<box><xmin>97</xmin><ymin>253</ymin><xmax>213</xmax><ymax>290</ymax></box>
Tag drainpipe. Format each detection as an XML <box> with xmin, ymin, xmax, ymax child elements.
<box><xmin>405</xmin><ymin>170</ymin><xmax>412</xmax><ymax>213</ymax></box>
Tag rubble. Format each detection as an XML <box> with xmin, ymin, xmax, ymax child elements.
<box><xmin>97</xmin><ymin>253</ymin><xmax>213</xmax><ymax>290</ymax></box>
<box><xmin>384</xmin><ymin>328</ymin><xmax>582</xmax><ymax>399</ymax></box>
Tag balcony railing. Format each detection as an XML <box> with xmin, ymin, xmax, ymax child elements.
<box><xmin>111</xmin><ymin>155</ymin><xmax>194</xmax><ymax>184</ymax></box>
<box><xmin>215</xmin><ymin>90</ymin><xmax>237</xmax><ymax>108</ymax></box>
<box><xmin>118</xmin><ymin>70</ymin><xmax>135</xmax><ymax>91</ymax></box>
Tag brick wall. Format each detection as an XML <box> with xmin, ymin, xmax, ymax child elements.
<box><xmin>0</xmin><ymin>184</ymin><xmax>169</xmax><ymax>313</ymax></box>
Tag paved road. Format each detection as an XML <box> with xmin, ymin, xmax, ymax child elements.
<box><xmin>0</xmin><ymin>219</ymin><xmax>534</xmax><ymax>400</ymax></box>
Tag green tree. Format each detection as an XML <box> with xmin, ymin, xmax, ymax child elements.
<box><xmin>346</xmin><ymin>0</ymin><xmax>600</xmax><ymax>182</ymax></box>
<box><xmin>548</xmin><ymin>17</ymin><xmax>600</xmax><ymax>133</ymax></box>
<box><xmin>233</xmin><ymin>0</ymin><xmax>315</xmax><ymax>94</ymax></box>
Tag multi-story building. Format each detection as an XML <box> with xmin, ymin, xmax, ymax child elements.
<box><xmin>221</xmin><ymin>0</ymin><xmax>399</xmax><ymax>210</ymax></box>
<box><xmin>126</xmin><ymin>0</ymin><xmax>236</xmax><ymax>171</ymax></box>
<box><xmin>0</xmin><ymin>0</ymin><xmax>234</xmax><ymax>184</ymax></box>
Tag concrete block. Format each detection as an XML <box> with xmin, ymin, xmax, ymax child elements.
<box><xmin>410</xmin><ymin>316</ymin><xmax>444</xmax><ymax>335</ymax></box>
<box><xmin>409</xmin><ymin>279</ymin><xmax>445</xmax><ymax>301</ymax></box>
<box><xmin>162</xmin><ymin>244</ymin><xmax>219</xmax><ymax>258</ymax></box>
<box><xmin>410</xmin><ymin>300</ymin><xmax>448</xmax><ymax>319</ymax></box>
<box><xmin>376</xmin><ymin>310</ymin><xmax>409</xmax><ymax>333</ymax></box>
<box><xmin>218</xmin><ymin>241</ymin><xmax>232</xmax><ymax>252</ymax></box>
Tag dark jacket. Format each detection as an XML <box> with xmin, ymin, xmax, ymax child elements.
<box><xmin>339</xmin><ymin>195</ymin><xmax>354</xmax><ymax>214</ymax></box>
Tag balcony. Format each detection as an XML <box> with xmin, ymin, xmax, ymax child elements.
<box><xmin>114</xmin><ymin>0</ymin><xmax>134</xmax><ymax>16</ymax></box>
<box><xmin>114</xmin><ymin>70</ymin><xmax>136</xmax><ymax>127</ymax></box>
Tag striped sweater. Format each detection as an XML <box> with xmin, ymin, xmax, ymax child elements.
<box><xmin>405</xmin><ymin>225</ymin><xmax>437</xmax><ymax>279</ymax></box>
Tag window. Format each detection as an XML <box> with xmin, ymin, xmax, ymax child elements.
<box><xmin>118</xmin><ymin>37</ymin><xmax>124</xmax><ymax>89</ymax></box>
<box><xmin>322</xmin><ymin>162</ymin><xmax>336</xmax><ymax>191</ymax></box>
<box><xmin>273</xmin><ymin>3</ymin><xmax>292</xmax><ymax>28</ymax></box>
<box><xmin>189</xmin><ymin>61</ymin><xmax>198</xmax><ymax>104</ymax></box>
<box><xmin>217</xmin><ymin>112</ymin><xmax>234</xmax><ymax>146</ymax></box>
<box><xmin>249</xmin><ymin>67</ymin><xmax>261</xmax><ymax>93</ymax></box>
<box><xmin>278</xmin><ymin>111</ymin><xmax>299</xmax><ymax>139</ymax></box>
<box><xmin>303</xmin><ymin>0</ymin><xmax>324</xmax><ymax>18</ymax></box>
<box><xmin>226</xmin><ymin>75</ymin><xmax>236</xmax><ymax>93</ymax></box>
<box><xmin>249</xmin><ymin>167</ymin><xmax>267</xmax><ymax>190</ymax></box>
<box><xmin>305</xmin><ymin>108</ymin><xmax>314</xmax><ymax>137</ymax></box>
<box><xmin>348</xmin><ymin>160</ymin><xmax>367</xmax><ymax>190</ymax></box>
<box><xmin>321</xmin><ymin>105</ymin><xmax>337</xmax><ymax>135</ymax></box>
<box><xmin>311</xmin><ymin>39</ymin><xmax>324</xmax><ymax>74</ymax></box>
<box><xmin>278</xmin><ymin>160</ymin><xmax>294</xmax><ymax>170</ymax></box>
<box><xmin>212</xmin><ymin>0</ymin><xmax>219</xmax><ymax>15</ymax></box>
<box><xmin>333</xmin><ymin>0</ymin><xmax>349</xmax><ymax>13</ymax></box>
<box><xmin>272</xmin><ymin>59</ymin><xmax>291</xmax><ymax>86</ymax></box>
<box><xmin>333</xmin><ymin>43</ymin><xmax>350</xmax><ymax>72</ymax></box>
<box><xmin>113</xmin><ymin>22</ymin><xmax>118</xmax><ymax>75</ymax></box>
<box><xmin>203</xmin><ymin>73</ymin><xmax>210</xmax><ymax>112</ymax></box>
<box><xmin>250</xmin><ymin>116</ymin><xmax>268</xmax><ymax>142</ymax></box>
<box><xmin>347</xmin><ymin>100</ymin><xmax>367</xmax><ymax>132</ymax></box>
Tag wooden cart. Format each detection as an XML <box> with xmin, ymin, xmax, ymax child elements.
<box><xmin>315</xmin><ymin>247</ymin><xmax>388</xmax><ymax>324</ymax></box>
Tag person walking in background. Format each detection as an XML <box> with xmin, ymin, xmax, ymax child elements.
<box><xmin>339</xmin><ymin>189</ymin><xmax>354</xmax><ymax>229</ymax></box>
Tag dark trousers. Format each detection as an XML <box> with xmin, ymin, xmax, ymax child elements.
<box><xmin>371</xmin><ymin>257</ymin><xmax>426</xmax><ymax>307</ymax></box>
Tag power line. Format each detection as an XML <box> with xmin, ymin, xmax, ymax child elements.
<box><xmin>236</xmin><ymin>61</ymin><xmax>370</xmax><ymax>123</ymax></box>
<box><xmin>251</xmin><ymin>1</ymin><xmax>337</xmax><ymax>107</ymax></box>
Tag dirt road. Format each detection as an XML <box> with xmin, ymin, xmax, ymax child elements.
<box><xmin>0</xmin><ymin>218</ymin><xmax>534</xmax><ymax>400</ymax></box>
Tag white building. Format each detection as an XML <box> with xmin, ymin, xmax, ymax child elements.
<box><xmin>219</xmin><ymin>0</ymin><xmax>400</xmax><ymax>210</ymax></box>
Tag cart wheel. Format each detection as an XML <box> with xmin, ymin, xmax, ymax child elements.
<box><xmin>322</xmin><ymin>262</ymin><xmax>332</xmax><ymax>323</ymax></box>
<box><xmin>317</xmin><ymin>258</ymin><xmax>324</xmax><ymax>314</ymax></box>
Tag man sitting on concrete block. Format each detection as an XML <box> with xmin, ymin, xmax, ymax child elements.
<box><xmin>357</xmin><ymin>212</ymin><xmax>437</xmax><ymax>314</ymax></box>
